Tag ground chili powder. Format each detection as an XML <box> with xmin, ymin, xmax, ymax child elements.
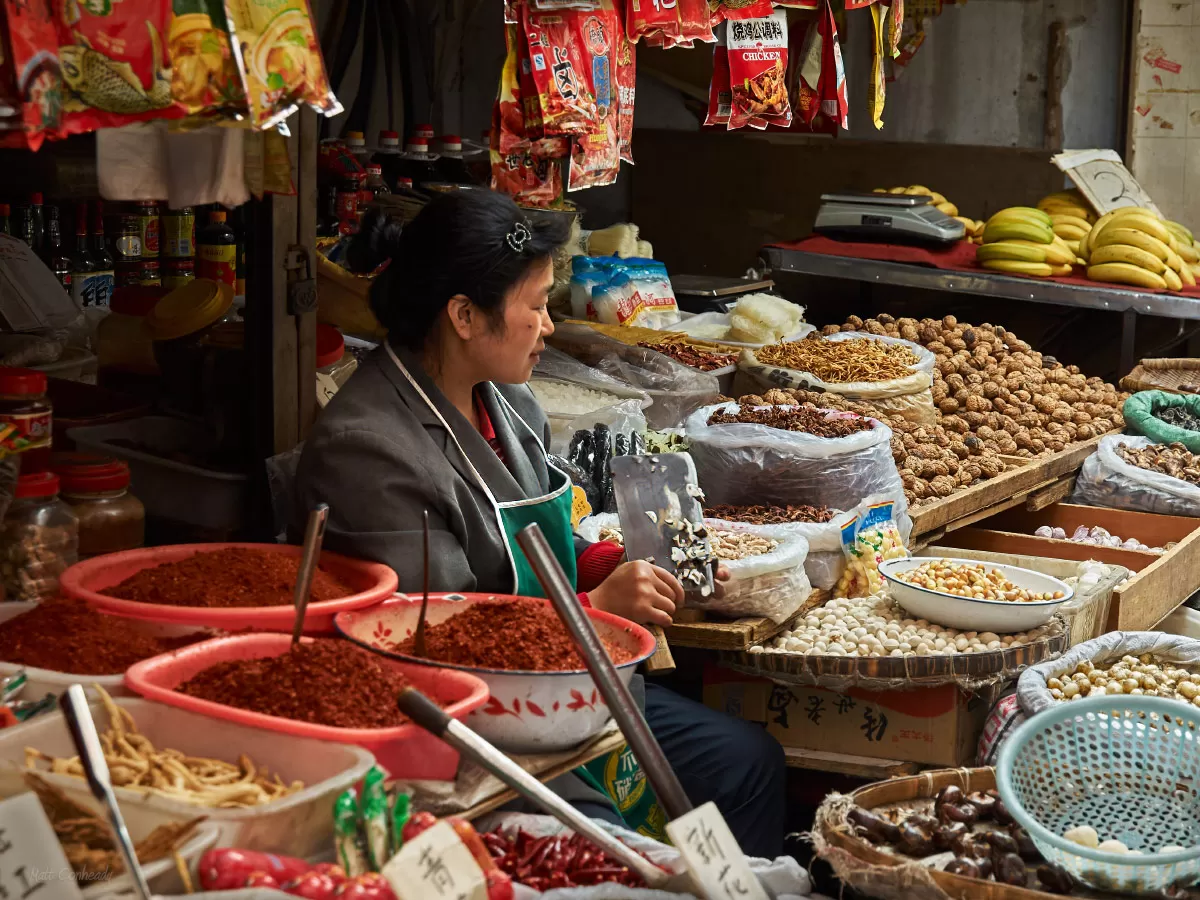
<box><xmin>392</xmin><ymin>598</ymin><xmax>636</xmax><ymax>671</ymax></box>
<box><xmin>0</xmin><ymin>597</ymin><xmax>206</xmax><ymax>674</ymax></box>
<box><xmin>178</xmin><ymin>638</ymin><xmax>411</xmax><ymax>728</ymax></box>
<box><xmin>110</xmin><ymin>547</ymin><xmax>352</xmax><ymax>608</ymax></box>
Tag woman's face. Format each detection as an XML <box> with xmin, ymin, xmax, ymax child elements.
<box><xmin>474</xmin><ymin>256</ymin><xmax>555</xmax><ymax>385</ymax></box>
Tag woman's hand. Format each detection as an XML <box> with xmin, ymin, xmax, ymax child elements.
<box><xmin>712</xmin><ymin>564</ymin><xmax>732</xmax><ymax>598</ymax></box>
<box><xmin>588</xmin><ymin>560</ymin><xmax>683</xmax><ymax>627</ymax></box>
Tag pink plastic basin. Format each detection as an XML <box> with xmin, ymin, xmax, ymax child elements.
<box><xmin>336</xmin><ymin>594</ymin><xmax>655</xmax><ymax>754</ymax></box>
<box><xmin>59</xmin><ymin>543</ymin><xmax>398</xmax><ymax>633</ymax></box>
<box><xmin>124</xmin><ymin>633</ymin><xmax>489</xmax><ymax>781</ymax></box>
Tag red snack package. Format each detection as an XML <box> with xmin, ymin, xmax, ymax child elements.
<box><xmin>0</xmin><ymin>0</ymin><xmax>63</xmax><ymax>150</ymax></box>
<box><xmin>727</xmin><ymin>10</ymin><xmax>789</xmax><ymax>130</ymax></box>
<box><xmin>514</xmin><ymin>16</ymin><xmax>545</xmax><ymax>141</ymax></box>
<box><xmin>773</xmin><ymin>0</ymin><xmax>817</xmax><ymax>7</ymax></box>
<box><xmin>703</xmin><ymin>22</ymin><xmax>730</xmax><ymax>127</ymax></box>
<box><xmin>677</xmin><ymin>0</ymin><xmax>716</xmax><ymax>44</ymax></box>
<box><xmin>625</xmin><ymin>0</ymin><xmax>679</xmax><ymax>44</ymax></box>
<box><xmin>569</xmin><ymin>3</ymin><xmax>619</xmax><ymax>189</ymax></box>
<box><xmin>523</xmin><ymin>5</ymin><xmax>599</xmax><ymax>135</ymax></box>
<box><xmin>817</xmin><ymin>0</ymin><xmax>848</xmax><ymax>129</ymax></box>
<box><xmin>491</xmin><ymin>133</ymin><xmax>566</xmax><ymax>208</ymax></box>
<box><xmin>711</xmin><ymin>0</ymin><xmax>773</xmax><ymax>23</ymax></box>
<box><xmin>53</xmin><ymin>0</ymin><xmax>184</xmax><ymax>134</ymax></box>
<box><xmin>615</xmin><ymin>21</ymin><xmax>635</xmax><ymax>163</ymax></box>
<box><xmin>845</xmin><ymin>0</ymin><xmax>877</xmax><ymax>7</ymax></box>
<box><xmin>568</xmin><ymin>120</ymin><xmax>618</xmax><ymax>190</ymax></box>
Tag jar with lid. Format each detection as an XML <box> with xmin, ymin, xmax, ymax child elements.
<box><xmin>52</xmin><ymin>454</ymin><xmax>144</xmax><ymax>557</ymax></box>
<box><xmin>0</xmin><ymin>367</ymin><xmax>52</xmax><ymax>472</ymax></box>
<box><xmin>316</xmin><ymin>324</ymin><xmax>358</xmax><ymax>408</ymax></box>
<box><xmin>1</xmin><ymin>471</ymin><xmax>78</xmax><ymax>602</ymax></box>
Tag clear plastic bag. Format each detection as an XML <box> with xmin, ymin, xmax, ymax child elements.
<box><xmin>684</xmin><ymin>403</ymin><xmax>911</xmax><ymax>533</ymax></box>
<box><xmin>1072</xmin><ymin>434</ymin><xmax>1200</xmax><ymax>517</ymax></box>
<box><xmin>833</xmin><ymin>497</ymin><xmax>909</xmax><ymax>599</ymax></box>
<box><xmin>738</xmin><ymin>332</ymin><xmax>937</xmax><ymax>425</ymax></box>
<box><xmin>549</xmin><ymin>400</ymin><xmax>648</xmax><ymax>458</ymax></box>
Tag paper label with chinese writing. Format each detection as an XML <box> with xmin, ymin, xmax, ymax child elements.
<box><xmin>0</xmin><ymin>792</ymin><xmax>86</xmax><ymax>900</ymax></box>
<box><xmin>666</xmin><ymin>802</ymin><xmax>769</xmax><ymax>900</ymax></box>
<box><xmin>381</xmin><ymin>821</ymin><xmax>486</xmax><ymax>900</ymax></box>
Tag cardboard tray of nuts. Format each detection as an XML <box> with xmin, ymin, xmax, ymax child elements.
<box><xmin>814</xmin><ymin>767</ymin><xmax>1106</xmax><ymax>900</ymax></box>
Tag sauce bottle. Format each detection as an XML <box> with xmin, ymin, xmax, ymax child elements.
<box><xmin>90</xmin><ymin>204</ymin><xmax>115</xmax><ymax>307</ymax></box>
<box><xmin>197</xmin><ymin>210</ymin><xmax>236</xmax><ymax>289</ymax></box>
<box><xmin>28</xmin><ymin>192</ymin><xmax>44</xmax><ymax>254</ymax></box>
<box><xmin>0</xmin><ymin>204</ymin><xmax>10</xmax><ymax>236</ymax></box>
<box><xmin>42</xmin><ymin>205</ymin><xmax>71</xmax><ymax>292</ymax></box>
<box><xmin>134</xmin><ymin>200</ymin><xmax>160</xmax><ymax>258</ymax></box>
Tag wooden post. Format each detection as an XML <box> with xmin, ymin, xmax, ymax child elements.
<box><xmin>1044</xmin><ymin>20</ymin><xmax>1066</xmax><ymax>152</ymax></box>
<box><xmin>297</xmin><ymin>108</ymin><xmax>319</xmax><ymax>438</ymax></box>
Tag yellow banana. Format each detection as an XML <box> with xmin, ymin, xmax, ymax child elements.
<box><xmin>952</xmin><ymin>216</ymin><xmax>975</xmax><ymax>234</ymax></box>
<box><xmin>1166</xmin><ymin>220</ymin><xmax>1194</xmax><ymax>243</ymax></box>
<box><xmin>1046</xmin><ymin>237</ymin><xmax>1075</xmax><ymax>265</ymax></box>
<box><xmin>1084</xmin><ymin>211</ymin><xmax>1120</xmax><ymax>256</ymax></box>
<box><xmin>1041</xmin><ymin>204</ymin><xmax>1093</xmax><ymax>221</ymax></box>
<box><xmin>987</xmin><ymin>207</ymin><xmax>1052</xmax><ymax>227</ymax></box>
<box><xmin>1053</xmin><ymin>224</ymin><xmax>1089</xmax><ymax>241</ymax></box>
<box><xmin>1092</xmin><ymin>227</ymin><xmax>1172</xmax><ymax>261</ymax></box>
<box><xmin>1175</xmin><ymin>240</ymin><xmax>1200</xmax><ymax>264</ymax></box>
<box><xmin>982</xmin><ymin>220</ymin><xmax>1054</xmax><ymax>245</ymax></box>
<box><xmin>936</xmin><ymin>201</ymin><xmax>959</xmax><ymax>217</ymax></box>
<box><xmin>1167</xmin><ymin>248</ymin><xmax>1186</xmax><ymax>273</ymax></box>
<box><xmin>930</xmin><ymin>191</ymin><xmax>947</xmax><ymax>205</ymax></box>
<box><xmin>1087</xmin><ymin>263</ymin><xmax>1168</xmax><ymax>290</ymax></box>
<box><xmin>1063</xmin><ymin>239</ymin><xmax>1080</xmax><ymax>254</ymax></box>
<box><xmin>976</xmin><ymin>241</ymin><xmax>1050</xmax><ymax>264</ymax></box>
<box><xmin>1050</xmin><ymin>214</ymin><xmax>1094</xmax><ymax>233</ymax></box>
<box><xmin>1050</xmin><ymin>264</ymin><xmax>1074</xmax><ymax>276</ymax></box>
<box><xmin>888</xmin><ymin>187</ymin><xmax>907</xmax><ymax>194</ymax></box>
<box><xmin>1110</xmin><ymin>213</ymin><xmax>1174</xmax><ymax>247</ymax></box>
<box><xmin>1076</xmin><ymin>257</ymin><xmax>1088</xmax><ymax>266</ymax></box>
<box><xmin>906</xmin><ymin>185</ymin><xmax>932</xmax><ymax>195</ymax></box>
<box><xmin>980</xmin><ymin>259</ymin><xmax>1054</xmax><ymax>277</ymax></box>
<box><xmin>1191</xmin><ymin>262</ymin><xmax>1200</xmax><ymax>281</ymax></box>
<box><xmin>1181</xmin><ymin>263</ymin><xmax>1196</xmax><ymax>287</ymax></box>
<box><xmin>1164</xmin><ymin>267</ymin><xmax>1183</xmax><ymax>291</ymax></box>
<box><xmin>1087</xmin><ymin>243</ymin><xmax>1167</xmax><ymax>274</ymax></box>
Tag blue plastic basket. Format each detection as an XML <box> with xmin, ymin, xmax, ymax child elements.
<box><xmin>996</xmin><ymin>695</ymin><xmax>1200</xmax><ymax>894</ymax></box>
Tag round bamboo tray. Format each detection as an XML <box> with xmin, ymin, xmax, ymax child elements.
<box><xmin>814</xmin><ymin>767</ymin><xmax>1077</xmax><ymax>900</ymax></box>
<box><xmin>721</xmin><ymin>621</ymin><xmax>1067</xmax><ymax>689</ymax></box>
<box><xmin>1120</xmin><ymin>358</ymin><xmax>1200</xmax><ymax>395</ymax></box>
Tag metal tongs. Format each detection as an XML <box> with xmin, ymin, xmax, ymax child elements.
<box><xmin>60</xmin><ymin>685</ymin><xmax>152</xmax><ymax>900</ymax></box>
<box><xmin>291</xmin><ymin>503</ymin><xmax>330</xmax><ymax>646</ymax></box>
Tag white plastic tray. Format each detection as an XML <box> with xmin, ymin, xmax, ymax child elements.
<box><xmin>0</xmin><ymin>603</ymin><xmax>211</xmax><ymax>701</ymax></box>
<box><xmin>2</xmin><ymin>697</ymin><xmax>375</xmax><ymax>858</ymax></box>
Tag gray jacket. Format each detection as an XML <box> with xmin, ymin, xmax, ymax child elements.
<box><xmin>292</xmin><ymin>345</ymin><xmax>563</xmax><ymax>593</ymax></box>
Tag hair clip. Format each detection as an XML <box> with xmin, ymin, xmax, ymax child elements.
<box><xmin>506</xmin><ymin>220</ymin><xmax>533</xmax><ymax>252</ymax></box>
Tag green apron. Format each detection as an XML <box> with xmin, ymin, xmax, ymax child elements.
<box><xmin>494</xmin><ymin>463</ymin><xmax>578</xmax><ymax>598</ymax></box>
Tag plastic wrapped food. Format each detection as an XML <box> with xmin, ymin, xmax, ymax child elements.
<box><xmin>1072</xmin><ymin>435</ymin><xmax>1200</xmax><ymax>518</ymax></box>
<box><xmin>833</xmin><ymin>498</ymin><xmax>908</xmax><ymax>598</ymax></box>
<box><xmin>0</xmin><ymin>0</ymin><xmax>63</xmax><ymax>150</ymax></box>
<box><xmin>168</xmin><ymin>1</ymin><xmax>246</xmax><ymax>117</ymax></box>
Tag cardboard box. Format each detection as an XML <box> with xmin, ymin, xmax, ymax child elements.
<box><xmin>703</xmin><ymin>666</ymin><xmax>989</xmax><ymax>767</ymax></box>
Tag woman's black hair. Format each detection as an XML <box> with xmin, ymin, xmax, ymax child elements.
<box><xmin>351</xmin><ymin>190</ymin><xmax>569</xmax><ymax>352</ymax></box>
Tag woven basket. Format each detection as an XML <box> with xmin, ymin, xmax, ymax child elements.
<box><xmin>1120</xmin><ymin>358</ymin><xmax>1200</xmax><ymax>395</ymax></box>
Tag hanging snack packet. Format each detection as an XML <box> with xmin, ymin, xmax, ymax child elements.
<box><xmin>677</xmin><ymin>0</ymin><xmax>716</xmax><ymax>44</ymax></box>
<box><xmin>0</xmin><ymin>0</ymin><xmax>63</xmax><ymax>149</ymax></box>
<box><xmin>710</xmin><ymin>0</ymin><xmax>774</xmax><ymax>23</ymax></box>
<box><xmin>333</xmin><ymin>789</ymin><xmax>368</xmax><ymax>877</ymax></box>
<box><xmin>817</xmin><ymin>0</ymin><xmax>848</xmax><ymax>130</ymax></box>
<box><xmin>168</xmin><ymin>0</ymin><xmax>245</xmax><ymax>117</ymax></box>
<box><xmin>704</xmin><ymin>22</ymin><xmax>731</xmax><ymax>127</ymax></box>
<box><xmin>793</xmin><ymin>13</ymin><xmax>820</xmax><ymax>126</ymax></box>
<box><xmin>54</xmin><ymin>0</ymin><xmax>183</xmax><ymax>134</ymax></box>
<box><xmin>523</xmin><ymin>5</ymin><xmax>599</xmax><ymax>135</ymax></box>
<box><xmin>387</xmin><ymin>788</ymin><xmax>411</xmax><ymax>856</ymax></box>
<box><xmin>222</xmin><ymin>0</ymin><xmax>339</xmax><ymax>129</ymax></box>
<box><xmin>615</xmin><ymin>21</ymin><xmax>635</xmax><ymax>163</ymax></box>
<box><xmin>833</xmin><ymin>499</ymin><xmax>907</xmax><ymax>598</ymax></box>
<box><xmin>887</xmin><ymin>0</ymin><xmax>903</xmax><ymax>57</ymax></box>
<box><xmin>727</xmin><ymin>11</ymin><xmax>790</xmax><ymax>130</ymax></box>
<box><xmin>845</xmin><ymin>0</ymin><xmax>877</xmax><ymax>8</ymax></box>
<box><xmin>568</xmin><ymin>3</ymin><xmax>618</xmax><ymax>190</ymax></box>
<box><xmin>625</xmin><ymin>0</ymin><xmax>679</xmax><ymax>44</ymax></box>
<box><xmin>868</xmin><ymin>2</ymin><xmax>885</xmax><ymax>129</ymax></box>
<box><xmin>568</xmin><ymin>119</ymin><xmax>618</xmax><ymax>191</ymax></box>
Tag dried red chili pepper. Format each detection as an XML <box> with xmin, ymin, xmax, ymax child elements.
<box><xmin>178</xmin><ymin>639</ymin><xmax>411</xmax><ymax>729</ymax></box>
<box><xmin>485</xmin><ymin>829</ymin><xmax>660</xmax><ymax>890</ymax></box>
<box><xmin>392</xmin><ymin>598</ymin><xmax>634</xmax><ymax>671</ymax></box>
<box><xmin>0</xmin><ymin>597</ymin><xmax>207</xmax><ymax>675</ymax></box>
<box><xmin>110</xmin><ymin>547</ymin><xmax>352</xmax><ymax>609</ymax></box>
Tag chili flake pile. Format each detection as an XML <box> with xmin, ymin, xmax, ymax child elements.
<box><xmin>392</xmin><ymin>598</ymin><xmax>635</xmax><ymax>671</ymax></box>
<box><xmin>0</xmin><ymin>598</ymin><xmax>207</xmax><ymax>675</ymax></box>
<box><xmin>110</xmin><ymin>548</ymin><xmax>352</xmax><ymax>608</ymax></box>
<box><xmin>178</xmin><ymin>639</ymin><xmax>410</xmax><ymax>729</ymax></box>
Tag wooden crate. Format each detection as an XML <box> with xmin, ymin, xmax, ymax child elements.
<box><xmin>664</xmin><ymin>588</ymin><xmax>828</xmax><ymax>650</ymax></box>
<box><xmin>936</xmin><ymin>504</ymin><xmax>1200</xmax><ymax>633</ymax></box>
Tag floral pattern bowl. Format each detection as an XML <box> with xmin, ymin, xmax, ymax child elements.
<box><xmin>335</xmin><ymin>594</ymin><xmax>655</xmax><ymax>753</ymax></box>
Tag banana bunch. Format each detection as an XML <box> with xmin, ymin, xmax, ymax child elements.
<box><xmin>1081</xmin><ymin>207</ymin><xmax>1197</xmax><ymax>292</ymax></box>
<box><xmin>974</xmin><ymin>207</ymin><xmax>1075</xmax><ymax>277</ymax></box>
<box><xmin>1165</xmin><ymin>220</ymin><xmax>1200</xmax><ymax>283</ymax></box>
<box><xmin>873</xmin><ymin>185</ymin><xmax>985</xmax><ymax>241</ymax></box>
<box><xmin>1038</xmin><ymin>189</ymin><xmax>1096</xmax><ymax>256</ymax></box>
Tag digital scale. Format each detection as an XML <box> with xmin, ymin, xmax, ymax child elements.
<box><xmin>814</xmin><ymin>191</ymin><xmax>966</xmax><ymax>245</ymax></box>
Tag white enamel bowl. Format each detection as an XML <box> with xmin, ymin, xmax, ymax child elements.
<box><xmin>879</xmin><ymin>556</ymin><xmax>1073</xmax><ymax>633</ymax></box>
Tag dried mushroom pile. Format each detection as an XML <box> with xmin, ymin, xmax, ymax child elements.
<box><xmin>1116</xmin><ymin>442</ymin><xmax>1200</xmax><ymax>486</ymax></box>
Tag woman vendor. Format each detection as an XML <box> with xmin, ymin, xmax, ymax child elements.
<box><xmin>293</xmin><ymin>190</ymin><xmax>785</xmax><ymax>857</ymax></box>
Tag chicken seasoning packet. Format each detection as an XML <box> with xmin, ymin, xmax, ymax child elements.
<box><xmin>0</xmin><ymin>0</ymin><xmax>63</xmax><ymax>149</ymax></box>
<box><xmin>53</xmin><ymin>0</ymin><xmax>184</xmax><ymax>134</ymax></box>
<box><xmin>727</xmin><ymin>10</ymin><xmax>790</xmax><ymax>130</ymax></box>
<box><xmin>168</xmin><ymin>0</ymin><xmax>245</xmax><ymax>118</ymax></box>
<box><xmin>221</xmin><ymin>0</ymin><xmax>339</xmax><ymax>129</ymax></box>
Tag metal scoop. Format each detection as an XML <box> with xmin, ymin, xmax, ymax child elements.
<box><xmin>291</xmin><ymin>503</ymin><xmax>330</xmax><ymax>647</ymax></box>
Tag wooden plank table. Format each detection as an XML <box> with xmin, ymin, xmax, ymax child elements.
<box><xmin>665</xmin><ymin>589</ymin><xmax>829</xmax><ymax>650</ymax></box>
<box><xmin>782</xmin><ymin>747</ymin><xmax>924</xmax><ymax>779</ymax></box>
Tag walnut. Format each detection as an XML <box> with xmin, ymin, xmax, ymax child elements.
<box><xmin>950</xmin><ymin>441</ymin><xmax>970</xmax><ymax>459</ymax></box>
<box><xmin>924</xmin><ymin>460</ymin><xmax>950</xmax><ymax>479</ymax></box>
<box><xmin>1031</xmin><ymin>438</ymin><xmax>1046</xmax><ymax>453</ymax></box>
<box><xmin>920</xmin><ymin>325</ymin><xmax>939</xmax><ymax>344</ymax></box>
<box><xmin>964</xmin><ymin>394</ymin><xmax>988</xmax><ymax>414</ymax></box>
<box><xmin>965</xmin><ymin>411</ymin><xmax>987</xmax><ymax>427</ymax></box>
<box><xmin>1093</xmin><ymin>418</ymin><xmax>1112</xmax><ymax>433</ymax></box>
<box><xmin>915</xmin><ymin>443</ymin><xmax>940</xmax><ymax>458</ymax></box>
<box><xmin>964</xmin><ymin>436</ymin><xmax>984</xmax><ymax>455</ymax></box>
<box><xmin>1077</xmin><ymin>424</ymin><xmax>1096</xmax><ymax>440</ymax></box>
<box><xmin>982</xmin><ymin>381</ymin><xmax>1001</xmax><ymax>399</ymax></box>
<box><xmin>821</xmin><ymin>325</ymin><xmax>841</xmax><ymax>336</ymax></box>
<box><xmin>902</xmin><ymin>434</ymin><xmax>918</xmax><ymax>449</ymax></box>
<box><xmin>943</xmin><ymin>315</ymin><xmax>958</xmax><ymax>328</ymax></box>
<box><xmin>964</xmin><ymin>463</ymin><xmax>983</xmax><ymax>480</ymax></box>
<box><xmin>1014</xmin><ymin>431</ymin><xmax>1035</xmax><ymax>450</ymax></box>
<box><xmin>1073</xmin><ymin>410</ymin><xmax>1092</xmax><ymax>425</ymax></box>
<box><xmin>957</xmin><ymin>467</ymin><xmax>976</xmax><ymax>486</ymax></box>
<box><xmin>945</xmin><ymin>373</ymin><xmax>966</xmax><ymax>392</ymax></box>
<box><xmin>846</xmin><ymin>315</ymin><xmax>864</xmax><ymax>329</ymax></box>
<box><xmin>979</xmin><ymin>456</ymin><xmax>1005</xmax><ymax>478</ymax></box>
<box><xmin>934</xmin><ymin>433</ymin><xmax>951</xmax><ymax>448</ymax></box>
<box><xmin>741</xmin><ymin>394</ymin><xmax>765</xmax><ymax>407</ymax></box>
<box><xmin>891</xmin><ymin>436</ymin><xmax>906</xmax><ymax>457</ymax></box>
<box><xmin>930</xmin><ymin>475</ymin><xmax>957</xmax><ymax>497</ymax></box>
<box><xmin>985</xmin><ymin>412</ymin><xmax>1002</xmax><ymax>429</ymax></box>
<box><xmin>900</xmin><ymin>325</ymin><xmax>920</xmax><ymax>341</ymax></box>
<box><xmin>1047</xmin><ymin>439</ymin><xmax>1066</xmax><ymax>453</ymax></box>
<box><xmin>909</xmin><ymin>479</ymin><xmax>930</xmax><ymax>500</ymax></box>
<box><xmin>762</xmin><ymin>389</ymin><xmax>792</xmax><ymax>405</ymax></box>
<box><xmin>903</xmin><ymin>455</ymin><xmax>922</xmax><ymax>472</ymax></box>
<box><xmin>998</xmin><ymin>436</ymin><xmax>1019</xmax><ymax>454</ymax></box>
<box><xmin>1051</xmin><ymin>407</ymin><xmax>1073</xmax><ymax>423</ymax></box>
<box><xmin>976</xmin><ymin>425</ymin><xmax>995</xmax><ymax>440</ymax></box>
<box><xmin>938</xmin><ymin>398</ymin><xmax>960</xmax><ymax>415</ymax></box>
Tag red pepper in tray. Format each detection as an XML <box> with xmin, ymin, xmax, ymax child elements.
<box><xmin>483</xmin><ymin>828</ymin><xmax>665</xmax><ymax>889</ymax></box>
<box><xmin>402</xmin><ymin>813</ymin><xmax>514</xmax><ymax>900</ymax></box>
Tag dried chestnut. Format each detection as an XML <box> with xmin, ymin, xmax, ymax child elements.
<box><xmin>965</xmin><ymin>791</ymin><xmax>996</xmax><ymax>819</ymax></box>
<box><xmin>934</xmin><ymin>821</ymin><xmax>968</xmax><ymax>851</ymax></box>
<box><xmin>1037</xmin><ymin>863</ymin><xmax>1076</xmax><ymax>895</ymax></box>
<box><xmin>976</xmin><ymin>856</ymin><xmax>994</xmax><ymax>880</ymax></box>
<box><xmin>847</xmin><ymin>807</ymin><xmax>900</xmax><ymax>845</ymax></box>
<box><xmin>1009</xmin><ymin>825</ymin><xmax>1041</xmax><ymax>861</ymax></box>
<box><xmin>992</xmin><ymin>798</ymin><xmax>1015</xmax><ymax>826</ymax></box>
<box><xmin>897</xmin><ymin>822</ymin><xmax>936</xmax><ymax>857</ymax></box>
<box><xmin>943</xmin><ymin>858</ymin><xmax>982</xmax><ymax>878</ymax></box>
<box><xmin>939</xmin><ymin>803</ymin><xmax>980</xmax><ymax>825</ymax></box>
<box><xmin>994</xmin><ymin>852</ymin><xmax>1028</xmax><ymax>887</ymax></box>
<box><xmin>985</xmin><ymin>831</ymin><xmax>1019</xmax><ymax>856</ymax></box>
<box><xmin>935</xmin><ymin>785</ymin><xmax>965</xmax><ymax>809</ymax></box>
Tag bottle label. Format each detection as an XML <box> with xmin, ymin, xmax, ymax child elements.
<box><xmin>336</xmin><ymin>190</ymin><xmax>359</xmax><ymax>220</ymax></box>
<box><xmin>163</xmin><ymin>214</ymin><xmax>195</xmax><ymax>258</ymax></box>
<box><xmin>0</xmin><ymin>410</ymin><xmax>52</xmax><ymax>450</ymax></box>
<box><xmin>138</xmin><ymin>215</ymin><xmax>160</xmax><ymax>257</ymax></box>
<box><xmin>57</xmin><ymin>271</ymin><xmax>71</xmax><ymax>292</ymax></box>
<box><xmin>197</xmin><ymin>244</ymin><xmax>236</xmax><ymax>286</ymax></box>
<box><xmin>71</xmin><ymin>270</ymin><xmax>114</xmax><ymax>308</ymax></box>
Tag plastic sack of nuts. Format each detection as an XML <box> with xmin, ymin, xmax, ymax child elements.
<box><xmin>705</xmin><ymin>503</ymin><xmax>845</xmax><ymax>590</ymax></box>
<box><xmin>684</xmin><ymin>402</ymin><xmax>912</xmax><ymax>535</ymax></box>
<box><xmin>739</xmin><ymin>332</ymin><xmax>937</xmax><ymax>426</ymax></box>
<box><xmin>1072</xmin><ymin>434</ymin><xmax>1200</xmax><ymax>518</ymax></box>
<box><xmin>1123</xmin><ymin>390</ymin><xmax>1200</xmax><ymax>453</ymax></box>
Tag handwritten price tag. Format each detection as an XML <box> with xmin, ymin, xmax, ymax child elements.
<box><xmin>381</xmin><ymin>821</ymin><xmax>486</xmax><ymax>900</ymax></box>
<box><xmin>666</xmin><ymin>802</ymin><xmax>770</xmax><ymax>900</ymax></box>
<box><xmin>0</xmin><ymin>793</ymin><xmax>85</xmax><ymax>900</ymax></box>
<box><xmin>1052</xmin><ymin>149</ymin><xmax>1163</xmax><ymax>217</ymax></box>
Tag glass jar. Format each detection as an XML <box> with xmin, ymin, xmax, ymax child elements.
<box><xmin>0</xmin><ymin>367</ymin><xmax>52</xmax><ymax>472</ymax></box>
<box><xmin>2</xmin><ymin>471</ymin><xmax>78</xmax><ymax>602</ymax></box>
<box><xmin>54</xmin><ymin>455</ymin><xmax>144</xmax><ymax>557</ymax></box>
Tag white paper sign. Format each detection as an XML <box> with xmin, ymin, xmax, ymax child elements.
<box><xmin>666</xmin><ymin>802</ymin><xmax>769</xmax><ymax>900</ymax></box>
<box><xmin>0</xmin><ymin>793</ymin><xmax>85</xmax><ymax>900</ymax></box>
<box><xmin>1052</xmin><ymin>149</ymin><xmax>1163</xmax><ymax>217</ymax></box>
<box><xmin>381</xmin><ymin>821</ymin><xmax>486</xmax><ymax>900</ymax></box>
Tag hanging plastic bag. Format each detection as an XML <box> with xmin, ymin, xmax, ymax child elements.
<box><xmin>739</xmin><ymin>332</ymin><xmax>937</xmax><ymax>425</ymax></box>
<box><xmin>832</xmin><ymin>497</ymin><xmax>909</xmax><ymax>598</ymax></box>
<box><xmin>1123</xmin><ymin>390</ymin><xmax>1200</xmax><ymax>453</ymax></box>
<box><xmin>684</xmin><ymin>402</ymin><xmax>911</xmax><ymax>533</ymax></box>
<box><xmin>704</xmin><ymin>23</ymin><xmax>732</xmax><ymax>127</ymax></box>
<box><xmin>727</xmin><ymin>11</ymin><xmax>790</xmax><ymax>130</ymax></box>
<box><xmin>615</xmin><ymin>17</ymin><xmax>636</xmax><ymax>163</ymax></box>
<box><xmin>1072</xmin><ymin>434</ymin><xmax>1200</xmax><ymax>518</ymax></box>
<box><xmin>0</xmin><ymin>0</ymin><xmax>62</xmax><ymax>150</ymax></box>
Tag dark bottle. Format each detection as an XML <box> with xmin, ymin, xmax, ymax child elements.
<box><xmin>372</xmin><ymin>129</ymin><xmax>403</xmax><ymax>190</ymax></box>
<box><xmin>435</xmin><ymin>135</ymin><xmax>474</xmax><ymax>184</ymax></box>
<box><xmin>197</xmin><ymin>209</ymin><xmax>237</xmax><ymax>289</ymax></box>
<box><xmin>28</xmin><ymin>192</ymin><xmax>44</xmax><ymax>254</ymax></box>
<box><xmin>42</xmin><ymin>206</ymin><xmax>71</xmax><ymax>292</ymax></box>
<box><xmin>398</xmin><ymin>136</ymin><xmax>440</xmax><ymax>188</ymax></box>
<box><xmin>317</xmin><ymin>186</ymin><xmax>340</xmax><ymax>238</ymax></box>
<box><xmin>89</xmin><ymin>204</ymin><xmax>115</xmax><ymax>307</ymax></box>
<box><xmin>14</xmin><ymin>205</ymin><xmax>36</xmax><ymax>249</ymax></box>
<box><xmin>69</xmin><ymin>203</ymin><xmax>96</xmax><ymax>307</ymax></box>
<box><xmin>0</xmin><ymin>204</ymin><xmax>10</xmax><ymax>236</ymax></box>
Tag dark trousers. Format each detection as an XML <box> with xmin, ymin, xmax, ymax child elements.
<box><xmin>575</xmin><ymin>682</ymin><xmax>787</xmax><ymax>859</ymax></box>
